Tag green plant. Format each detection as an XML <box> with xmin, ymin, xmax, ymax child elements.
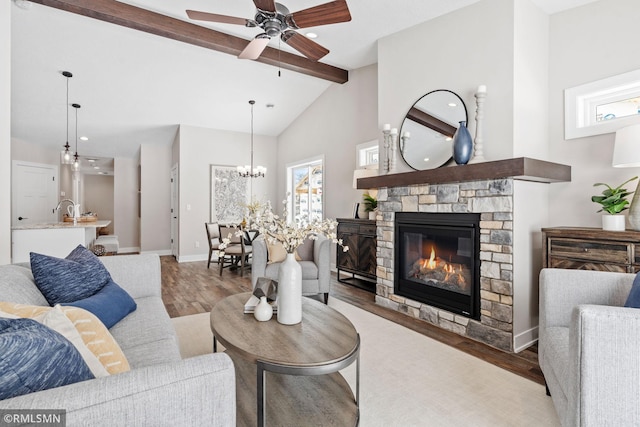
<box><xmin>363</xmin><ymin>192</ymin><xmax>377</xmax><ymax>212</ymax></box>
<box><xmin>591</xmin><ymin>176</ymin><xmax>638</xmax><ymax>214</ymax></box>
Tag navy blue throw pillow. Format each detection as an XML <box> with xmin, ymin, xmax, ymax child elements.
<box><xmin>624</xmin><ymin>272</ymin><xmax>640</xmax><ymax>308</ymax></box>
<box><xmin>63</xmin><ymin>280</ymin><xmax>137</xmax><ymax>329</ymax></box>
<box><xmin>0</xmin><ymin>318</ymin><xmax>94</xmax><ymax>400</ymax></box>
<box><xmin>30</xmin><ymin>245</ymin><xmax>111</xmax><ymax>305</ymax></box>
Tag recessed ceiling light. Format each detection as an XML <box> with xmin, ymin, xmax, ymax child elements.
<box><xmin>94</xmin><ymin>166</ymin><xmax>100</xmax><ymax>170</ymax></box>
<box><xmin>266</xmin><ymin>103</ymin><xmax>275</xmax><ymax>108</ymax></box>
<box><xmin>305</xmin><ymin>32</ymin><xmax>318</xmax><ymax>39</ymax></box>
<box><xmin>448</xmin><ymin>103</ymin><xmax>457</xmax><ymax>107</ymax></box>
<box><xmin>445</xmin><ymin>137</ymin><xmax>453</xmax><ymax>141</ymax></box>
<box><xmin>424</xmin><ymin>158</ymin><xmax>430</xmax><ymax>162</ymax></box>
<box><xmin>80</xmin><ymin>136</ymin><xmax>89</xmax><ymax>141</ymax></box>
<box><xmin>87</xmin><ymin>159</ymin><xmax>96</xmax><ymax>163</ymax></box>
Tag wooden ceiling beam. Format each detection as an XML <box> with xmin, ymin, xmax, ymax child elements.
<box><xmin>29</xmin><ymin>0</ymin><xmax>349</xmax><ymax>84</ymax></box>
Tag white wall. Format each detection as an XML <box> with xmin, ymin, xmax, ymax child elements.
<box><xmin>113</xmin><ymin>156</ymin><xmax>139</xmax><ymax>252</ymax></box>
<box><xmin>0</xmin><ymin>0</ymin><xmax>9</xmax><ymax>264</ymax></box>
<box><xmin>548</xmin><ymin>0</ymin><xmax>640</xmax><ymax>228</ymax></box>
<box><xmin>277</xmin><ymin>64</ymin><xmax>379</xmax><ymax>221</ymax></box>
<box><xmin>378</xmin><ymin>0</ymin><xmax>516</xmax><ymax>171</ymax></box>
<box><xmin>140</xmin><ymin>142</ymin><xmax>172</xmax><ymax>253</ymax></box>
<box><xmin>176</xmin><ymin>125</ymin><xmax>278</xmax><ymax>261</ymax></box>
<box><xmin>83</xmin><ymin>174</ymin><xmax>114</xmax><ymax>234</ymax></box>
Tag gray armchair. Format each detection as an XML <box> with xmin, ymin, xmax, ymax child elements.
<box><xmin>251</xmin><ymin>235</ymin><xmax>331</xmax><ymax>303</ymax></box>
<box><xmin>539</xmin><ymin>268</ymin><xmax>640</xmax><ymax>427</ymax></box>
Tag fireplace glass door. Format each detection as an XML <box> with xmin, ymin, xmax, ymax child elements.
<box><xmin>395</xmin><ymin>213</ymin><xmax>480</xmax><ymax>319</ymax></box>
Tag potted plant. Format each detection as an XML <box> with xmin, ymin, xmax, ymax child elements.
<box><xmin>591</xmin><ymin>176</ymin><xmax>638</xmax><ymax>231</ymax></box>
<box><xmin>363</xmin><ymin>192</ymin><xmax>378</xmax><ymax>220</ymax></box>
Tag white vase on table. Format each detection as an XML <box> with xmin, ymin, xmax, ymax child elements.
<box><xmin>254</xmin><ymin>296</ymin><xmax>273</xmax><ymax>322</ymax></box>
<box><xmin>276</xmin><ymin>253</ymin><xmax>302</xmax><ymax>325</ymax></box>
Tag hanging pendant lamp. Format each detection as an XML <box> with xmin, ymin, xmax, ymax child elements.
<box><xmin>62</xmin><ymin>71</ymin><xmax>72</xmax><ymax>163</ymax></box>
<box><xmin>237</xmin><ymin>100</ymin><xmax>266</xmax><ymax>178</ymax></box>
<box><xmin>72</xmin><ymin>103</ymin><xmax>81</xmax><ymax>170</ymax></box>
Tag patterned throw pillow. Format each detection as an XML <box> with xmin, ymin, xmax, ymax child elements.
<box><xmin>0</xmin><ymin>302</ymin><xmax>131</xmax><ymax>375</ymax></box>
<box><xmin>30</xmin><ymin>245</ymin><xmax>111</xmax><ymax>305</ymax></box>
<box><xmin>0</xmin><ymin>318</ymin><xmax>94</xmax><ymax>400</ymax></box>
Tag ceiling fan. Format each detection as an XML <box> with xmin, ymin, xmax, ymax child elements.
<box><xmin>186</xmin><ymin>0</ymin><xmax>351</xmax><ymax>62</ymax></box>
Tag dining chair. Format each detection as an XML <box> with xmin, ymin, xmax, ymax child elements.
<box><xmin>205</xmin><ymin>222</ymin><xmax>221</xmax><ymax>269</ymax></box>
<box><xmin>218</xmin><ymin>224</ymin><xmax>253</xmax><ymax>277</ymax></box>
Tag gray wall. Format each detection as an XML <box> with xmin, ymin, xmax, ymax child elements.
<box><xmin>140</xmin><ymin>142</ymin><xmax>172</xmax><ymax>253</ymax></box>
<box><xmin>175</xmin><ymin>124</ymin><xmax>278</xmax><ymax>262</ymax></box>
<box><xmin>548</xmin><ymin>0</ymin><xmax>640</xmax><ymax>227</ymax></box>
<box><xmin>0</xmin><ymin>0</ymin><xmax>9</xmax><ymax>264</ymax></box>
<box><xmin>277</xmin><ymin>64</ymin><xmax>379</xmax><ymax>220</ymax></box>
<box><xmin>83</xmin><ymin>174</ymin><xmax>114</xmax><ymax>235</ymax></box>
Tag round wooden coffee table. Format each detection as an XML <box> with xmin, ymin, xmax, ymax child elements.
<box><xmin>210</xmin><ymin>292</ymin><xmax>360</xmax><ymax>427</ymax></box>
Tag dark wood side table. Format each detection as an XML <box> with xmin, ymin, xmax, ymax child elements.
<box><xmin>542</xmin><ymin>226</ymin><xmax>640</xmax><ymax>273</ymax></box>
<box><xmin>210</xmin><ymin>293</ymin><xmax>360</xmax><ymax>427</ymax></box>
<box><xmin>336</xmin><ymin>218</ymin><xmax>377</xmax><ymax>291</ymax></box>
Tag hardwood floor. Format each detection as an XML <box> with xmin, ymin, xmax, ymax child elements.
<box><xmin>160</xmin><ymin>255</ymin><xmax>544</xmax><ymax>385</ymax></box>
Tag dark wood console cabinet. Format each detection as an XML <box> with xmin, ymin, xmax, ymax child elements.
<box><xmin>336</xmin><ymin>218</ymin><xmax>377</xmax><ymax>291</ymax></box>
<box><xmin>542</xmin><ymin>227</ymin><xmax>640</xmax><ymax>273</ymax></box>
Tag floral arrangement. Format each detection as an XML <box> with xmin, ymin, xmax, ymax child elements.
<box><xmin>220</xmin><ymin>197</ymin><xmax>348</xmax><ymax>254</ymax></box>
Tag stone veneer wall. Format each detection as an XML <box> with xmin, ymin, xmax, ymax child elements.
<box><xmin>375</xmin><ymin>178</ymin><xmax>515</xmax><ymax>352</ymax></box>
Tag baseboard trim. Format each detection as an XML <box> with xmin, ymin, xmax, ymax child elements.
<box><xmin>514</xmin><ymin>325</ymin><xmax>539</xmax><ymax>353</ymax></box>
<box><xmin>176</xmin><ymin>254</ymin><xmax>209</xmax><ymax>263</ymax></box>
<box><xmin>140</xmin><ymin>249</ymin><xmax>172</xmax><ymax>256</ymax></box>
<box><xmin>119</xmin><ymin>246</ymin><xmax>140</xmax><ymax>254</ymax></box>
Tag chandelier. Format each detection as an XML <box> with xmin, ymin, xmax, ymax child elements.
<box><xmin>237</xmin><ymin>100</ymin><xmax>266</xmax><ymax>178</ymax></box>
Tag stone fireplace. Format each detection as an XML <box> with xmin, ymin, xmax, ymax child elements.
<box><xmin>357</xmin><ymin>158</ymin><xmax>572</xmax><ymax>353</ymax></box>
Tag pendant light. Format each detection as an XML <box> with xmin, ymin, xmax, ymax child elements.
<box><xmin>62</xmin><ymin>71</ymin><xmax>72</xmax><ymax>162</ymax></box>
<box><xmin>237</xmin><ymin>100</ymin><xmax>266</xmax><ymax>178</ymax></box>
<box><xmin>72</xmin><ymin>103</ymin><xmax>81</xmax><ymax>170</ymax></box>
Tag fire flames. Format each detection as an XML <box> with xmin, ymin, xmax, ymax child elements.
<box><xmin>409</xmin><ymin>247</ymin><xmax>469</xmax><ymax>291</ymax></box>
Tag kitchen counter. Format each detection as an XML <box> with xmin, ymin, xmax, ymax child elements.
<box><xmin>11</xmin><ymin>220</ymin><xmax>112</xmax><ymax>263</ymax></box>
<box><xmin>12</xmin><ymin>220</ymin><xmax>111</xmax><ymax>231</ymax></box>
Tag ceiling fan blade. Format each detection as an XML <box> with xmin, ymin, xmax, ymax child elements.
<box><xmin>253</xmin><ymin>0</ymin><xmax>276</xmax><ymax>13</ymax></box>
<box><xmin>238</xmin><ymin>35</ymin><xmax>271</xmax><ymax>60</ymax></box>
<box><xmin>186</xmin><ymin>10</ymin><xmax>248</xmax><ymax>25</ymax></box>
<box><xmin>288</xmin><ymin>0</ymin><xmax>351</xmax><ymax>29</ymax></box>
<box><xmin>281</xmin><ymin>30</ymin><xmax>329</xmax><ymax>61</ymax></box>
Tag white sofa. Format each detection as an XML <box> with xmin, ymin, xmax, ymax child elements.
<box><xmin>538</xmin><ymin>268</ymin><xmax>640</xmax><ymax>426</ymax></box>
<box><xmin>0</xmin><ymin>254</ymin><xmax>236</xmax><ymax>426</ymax></box>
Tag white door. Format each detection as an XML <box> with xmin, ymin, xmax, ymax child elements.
<box><xmin>12</xmin><ymin>161</ymin><xmax>59</xmax><ymax>226</ymax></box>
<box><xmin>170</xmin><ymin>164</ymin><xmax>178</xmax><ymax>258</ymax></box>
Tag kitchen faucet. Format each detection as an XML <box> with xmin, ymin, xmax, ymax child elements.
<box><xmin>55</xmin><ymin>199</ymin><xmax>79</xmax><ymax>223</ymax></box>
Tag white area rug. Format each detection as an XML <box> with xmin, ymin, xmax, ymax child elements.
<box><xmin>171</xmin><ymin>298</ymin><xmax>560</xmax><ymax>427</ymax></box>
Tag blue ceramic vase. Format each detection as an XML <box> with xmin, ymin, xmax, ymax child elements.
<box><xmin>453</xmin><ymin>121</ymin><xmax>473</xmax><ymax>165</ymax></box>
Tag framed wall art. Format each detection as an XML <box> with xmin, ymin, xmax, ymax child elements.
<box><xmin>210</xmin><ymin>164</ymin><xmax>249</xmax><ymax>224</ymax></box>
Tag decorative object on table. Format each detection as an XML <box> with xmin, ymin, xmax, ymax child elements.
<box><xmin>452</xmin><ymin>121</ymin><xmax>473</xmax><ymax>165</ymax></box>
<box><xmin>469</xmin><ymin>85</ymin><xmax>487</xmax><ymax>163</ymax></box>
<box><xmin>244</xmin><ymin>277</ymin><xmax>278</xmax><ymax>314</ymax></box>
<box><xmin>253</xmin><ymin>296</ymin><xmax>273</xmax><ymax>321</ymax></box>
<box><xmin>242</xmin><ymin>197</ymin><xmax>348</xmax><ymax>325</ymax></box>
<box><xmin>352</xmin><ymin>168</ymin><xmax>378</xmax><ymax>219</ymax></box>
<box><xmin>591</xmin><ymin>176</ymin><xmax>638</xmax><ymax>231</ymax></box>
<box><xmin>381</xmin><ymin>124</ymin><xmax>399</xmax><ymax>174</ymax></box>
<box><xmin>612</xmin><ymin>124</ymin><xmax>640</xmax><ymax>231</ymax></box>
<box><xmin>363</xmin><ymin>192</ymin><xmax>378</xmax><ymax>220</ymax></box>
<box><xmin>353</xmin><ymin>202</ymin><xmax>360</xmax><ymax>219</ymax></box>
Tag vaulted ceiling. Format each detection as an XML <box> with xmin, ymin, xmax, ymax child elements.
<box><xmin>10</xmin><ymin>0</ymin><xmax>598</xmax><ymax>160</ymax></box>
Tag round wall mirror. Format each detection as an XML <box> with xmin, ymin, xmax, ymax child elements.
<box><xmin>399</xmin><ymin>90</ymin><xmax>468</xmax><ymax>170</ymax></box>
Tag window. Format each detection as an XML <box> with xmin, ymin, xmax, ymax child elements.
<box><xmin>356</xmin><ymin>140</ymin><xmax>379</xmax><ymax>168</ymax></box>
<box><xmin>287</xmin><ymin>157</ymin><xmax>323</xmax><ymax>223</ymax></box>
<box><xmin>565</xmin><ymin>68</ymin><xmax>640</xmax><ymax>139</ymax></box>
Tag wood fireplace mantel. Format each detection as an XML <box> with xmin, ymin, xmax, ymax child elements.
<box><xmin>357</xmin><ymin>157</ymin><xmax>571</xmax><ymax>189</ymax></box>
